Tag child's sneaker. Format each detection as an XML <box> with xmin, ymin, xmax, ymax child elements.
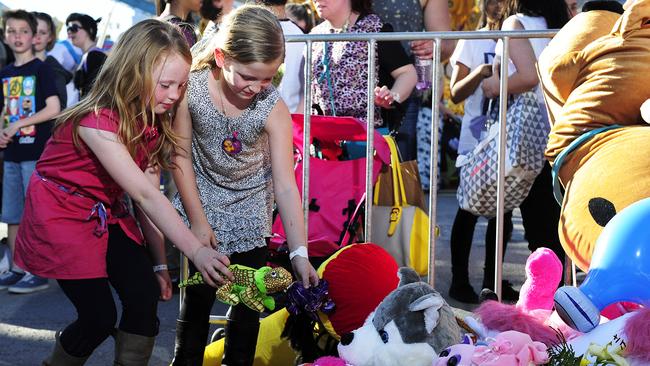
<box><xmin>0</xmin><ymin>271</ymin><xmax>25</xmax><ymax>290</ymax></box>
<box><xmin>8</xmin><ymin>273</ymin><xmax>49</xmax><ymax>294</ymax></box>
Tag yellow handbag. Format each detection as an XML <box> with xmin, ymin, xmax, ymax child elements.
<box><xmin>371</xmin><ymin>136</ymin><xmax>430</xmax><ymax>275</ymax></box>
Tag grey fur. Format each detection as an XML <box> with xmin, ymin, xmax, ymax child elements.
<box><xmin>372</xmin><ymin>268</ymin><xmax>462</xmax><ymax>353</ymax></box>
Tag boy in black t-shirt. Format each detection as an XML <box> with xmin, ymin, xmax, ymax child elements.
<box><xmin>0</xmin><ymin>10</ymin><xmax>60</xmax><ymax>294</ymax></box>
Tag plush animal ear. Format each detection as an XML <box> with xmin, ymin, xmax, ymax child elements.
<box><xmin>397</xmin><ymin>267</ymin><xmax>420</xmax><ymax>287</ymax></box>
<box><xmin>409</xmin><ymin>294</ymin><xmax>444</xmax><ymax>334</ymax></box>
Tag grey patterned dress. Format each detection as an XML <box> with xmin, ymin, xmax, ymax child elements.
<box><xmin>172</xmin><ymin>69</ymin><xmax>280</xmax><ymax>255</ymax></box>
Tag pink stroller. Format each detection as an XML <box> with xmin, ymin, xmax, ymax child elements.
<box><xmin>269</xmin><ymin>114</ymin><xmax>390</xmax><ymax>264</ymax></box>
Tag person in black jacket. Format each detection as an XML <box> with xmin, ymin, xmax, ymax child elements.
<box><xmin>66</xmin><ymin>13</ymin><xmax>106</xmax><ymax>98</ymax></box>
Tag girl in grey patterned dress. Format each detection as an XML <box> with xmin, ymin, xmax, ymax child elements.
<box><xmin>170</xmin><ymin>5</ymin><xmax>319</xmax><ymax>365</ymax></box>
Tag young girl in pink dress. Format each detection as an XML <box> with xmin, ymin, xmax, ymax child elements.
<box><xmin>14</xmin><ymin>19</ymin><xmax>232</xmax><ymax>365</ymax></box>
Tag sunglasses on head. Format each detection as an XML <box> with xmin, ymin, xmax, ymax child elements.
<box><xmin>66</xmin><ymin>24</ymin><xmax>83</xmax><ymax>33</ymax></box>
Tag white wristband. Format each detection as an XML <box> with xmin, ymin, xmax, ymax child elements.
<box><xmin>289</xmin><ymin>246</ymin><xmax>308</xmax><ymax>261</ymax></box>
<box><xmin>153</xmin><ymin>264</ymin><xmax>168</xmax><ymax>272</ymax></box>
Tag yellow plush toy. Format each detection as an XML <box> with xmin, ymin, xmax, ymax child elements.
<box><xmin>539</xmin><ymin>0</ymin><xmax>650</xmax><ymax>271</ymax></box>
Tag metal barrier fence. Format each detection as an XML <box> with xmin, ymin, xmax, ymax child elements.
<box><xmin>285</xmin><ymin>29</ymin><xmax>559</xmax><ymax>301</ymax></box>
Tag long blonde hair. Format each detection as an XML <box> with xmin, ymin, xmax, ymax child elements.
<box><xmin>191</xmin><ymin>4</ymin><xmax>284</xmax><ymax>71</ymax></box>
<box><xmin>56</xmin><ymin>19</ymin><xmax>191</xmax><ymax>170</ymax></box>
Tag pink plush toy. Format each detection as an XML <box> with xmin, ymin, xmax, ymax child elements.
<box><xmin>434</xmin><ymin>336</ymin><xmax>476</xmax><ymax>366</ymax></box>
<box><xmin>434</xmin><ymin>331</ymin><xmax>548</xmax><ymax>366</ymax></box>
<box><xmin>516</xmin><ymin>248</ymin><xmax>563</xmax><ymax>313</ymax></box>
<box><xmin>472</xmin><ymin>331</ymin><xmax>548</xmax><ymax>365</ymax></box>
<box><xmin>475</xmin><ymin>248</ymin><xmax>576</xmax><ymax>346</ymax></box>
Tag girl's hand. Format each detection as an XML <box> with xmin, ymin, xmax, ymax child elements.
<box><xmin>191</xmin><ymin>246</ymin><xmax>233</xmax><ymax>287</ymax></box>
<box><xmin>155</xmin><ymin>270</ymin><xmax>173</xmax><ymax>301</ymax></box>
<box><xmin>191</xmin><ymin>221</ymin><xmax>218</xmax><ymax>249</ymax></box>
<box><xmin>291</xmin><ymin>256</ymin><xmax>319</xmax><ymax>288</ymax></box>
<box><xmin>374</xmin><ymin>86</ymin><xmax>399</xmax><ymax>109</ymax></box>
<box><xmin>482</xmin><ymin>74</ymin><xmax>501</xmax><ymax>99</ymax></box>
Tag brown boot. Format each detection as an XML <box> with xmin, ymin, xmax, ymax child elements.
<box><xmin>113</xmin><ymin>330</ymin><xmax>155</xmax><ymax>366</ymax></box>
<box><xmin>221</xmin><ymin>320</ymin><xmax>260</xmax><ymax>366</ymax></box>
<box><xmin>42</xmin><ymin>332</ymin><xmax>89</xmax><ymax>366</ymax></box>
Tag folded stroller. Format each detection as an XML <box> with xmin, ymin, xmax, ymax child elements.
<box><xmin>269</xmin><ymin>114</ymin><xmax>390</xmax><ymax>264</ymax></box>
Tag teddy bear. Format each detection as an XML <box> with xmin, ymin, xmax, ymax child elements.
<box><xmin>337</xmin><ymin>267</ymin><xmax>462</xmax><ymax>366</ymax></box>
<box><xmin>537</xmin><ymin>0</ymin><xmax>650</xmax><ymax>271</ymax></box>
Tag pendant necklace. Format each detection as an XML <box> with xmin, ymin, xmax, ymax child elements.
<box><xmin>217</xmin><ymin>77</ymin><xmax>243</xmax><ymax>156</ymax></box>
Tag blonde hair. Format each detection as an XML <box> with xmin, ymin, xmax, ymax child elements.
<box><xmin>191</xmin><ymin>4</ymin><xmax>284</xmax><ymax>71</ymax></box>
<box><xmin>56</xmin><ymin>19</ymin><xmax>191</xmax><ymax>170</ymax></box>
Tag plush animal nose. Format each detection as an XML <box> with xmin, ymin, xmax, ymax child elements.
<box><xmin>340</xmin><ymin>332</ymin><xmax>354</xmax><ymax>346</ymax></box>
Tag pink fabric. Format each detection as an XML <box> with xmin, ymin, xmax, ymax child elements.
<box><xmin>623</xmin><ymin>308</ymin><xmax>650</xmax><ymax>362</ymax></box>
<box><xmin>271</xmin><ymin>114</ymin><xmax>390</xmax><ymax>257</ymax></box>
<box><xmin>14</xmin><ymin>109</ymin><xmax>159</xmax><ymax>279</ymax></box>
<box><xmin>472</xmin><ymin>331</ymin><xmax>548</xmax><ymax>366</ymax></box>
<box><xmin>476</xmin><ymin>300</ymin><xmax>564</xmax><ymax>346</ymax></box>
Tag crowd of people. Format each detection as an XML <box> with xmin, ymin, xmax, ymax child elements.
<box><xmin>0</xmin><ymin>0</ymin><xmax>589</xmax><ymax>364</ymax></box>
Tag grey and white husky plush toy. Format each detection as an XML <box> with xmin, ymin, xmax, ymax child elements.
<box><xmin>337</xmin><ymin>267</ymin><xmax>462</xmax><ymax>366</ymax></box>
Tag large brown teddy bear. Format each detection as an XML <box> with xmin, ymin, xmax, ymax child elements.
<box><xmin>538</xmin><ymin>0</ymin><xmax>650</xmax><ymax>271</ymax></box>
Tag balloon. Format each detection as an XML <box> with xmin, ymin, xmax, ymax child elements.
<box><xmin>554</xmin><ymin>198</ymin><xmax>650</xmax><ymax>332</ymax></box>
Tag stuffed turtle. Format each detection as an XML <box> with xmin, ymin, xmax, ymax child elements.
<box><xmin>179</xmin><ymin>265</ymin><xmax>293</xmax><ymax>312</ymax></box>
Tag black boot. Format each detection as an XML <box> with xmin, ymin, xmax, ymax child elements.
<box><xmin>221</xmin><ymin>320</ymin><xmax>260</xmax><ymax>366</ymax></box>
<box><xmin>448</xmin><ymin>278</ymin><xmax>479</xmax><ymax>304</ymax></box>
<box><xmin>481</xmin><ymin>279</ymin><xmax>520</xmax><ymax>303</ymax></box>
<box><xmin>171</xmin><ymin>319</ymin><xmax>210</xmax><ymax>366</ymax></box>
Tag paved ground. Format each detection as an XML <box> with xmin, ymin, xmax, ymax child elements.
<box><xmin>0</xmin><ymin>191</ymin><xmax>534</xmax><ymax>365</ymax></box>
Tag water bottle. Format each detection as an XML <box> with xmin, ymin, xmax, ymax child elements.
<box><xmin>415</xmin><ymin>57</ymin><xmax>433</xmax><ymax>91</ymax></box>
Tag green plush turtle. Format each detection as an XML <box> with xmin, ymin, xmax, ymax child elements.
<box><xmin>179</xmin><ymin>265</ymin><xmax>293</xmax><ymax>312</ymax></box>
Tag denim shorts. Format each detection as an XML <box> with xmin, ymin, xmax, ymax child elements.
<box><xmin>1</xmin><ymin>160</ymin><xmax>37</xmax><ymax>224</ymax></box>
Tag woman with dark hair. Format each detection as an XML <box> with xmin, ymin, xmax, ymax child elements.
<box><xmin>156</xmin><ymin>0</ymin><xmax>202</xmax><ymax>47</ymax></box>
<box><xmin>480</xmin><ymin>0</ymin><xmax>570</xmax><ymax>296</ymax></box>
<box><xmin>66</xmin><ymin>13</ymin><xmax>106</xmax><ymax>98</ymax></box>
<box><xmin>306</xmin><ymin>0</ymin><xmax>417</xmax><ymax>130</ymax></box>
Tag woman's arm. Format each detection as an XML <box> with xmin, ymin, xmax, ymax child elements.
<box><xmin>135</xmin><ymin>165</ymin><xmax>172</xmax><ymax>301</ymax></box>
<box><xmin>482</xmin><ymin>17</ymin><xmax>539</xmax><ymax>98</ymax></box>
<box><xmin>450</xmin><ymin>61</ymin><xmax>492</xmax><ymax>104</ymax></box>
<box><xmin>265</xmin><ymin>100</ymin><xmax>319</xmax><ymax>288</ymax></box>
<box><xmin>171</xmin><ymin>97</ymin><xmax>217</xmax><ymax>248</ymax></box>
<box><xmin>375</xmin><ymin>64</ymin><xmax>417</xmax><ymax>109</ymax></box>
<box><xmin>78</xmin><ymin>126</ymin><xmax>232</xmax><ymax>287</ymax></box>
<box><xmin>412</xmin><ymin>0</ymin><xmax>455</xmax><ymax>62</ymax></box>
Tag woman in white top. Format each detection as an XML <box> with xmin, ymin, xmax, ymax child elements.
<box><xmin>480</xmin><ymin>0</ymin><xmax>570</xmax><ymax>296</ymax></box>
<box><xmin>447</xmin><ymin>0</ymin><xmax>521</xmax><ymax>304</ymax></box>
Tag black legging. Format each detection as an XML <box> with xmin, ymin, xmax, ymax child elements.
<box><xmin>450</xmin><ymin>207</ymin><xmax>513</xmax><ymax>286</ymax></box>
<box><xmin>179</xmin><ymin>246</ymin><xmax>268</xmax><ymax>338</ymax></box>
<box><xmin>57</xmin><ymin>225</ymin><xmax>160</xmax><ymax>358</ymax></box>
<box><xmin>451</xmin><ymin>162</ymin><xmax>566</xmax><ymax>288</ymax></box>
